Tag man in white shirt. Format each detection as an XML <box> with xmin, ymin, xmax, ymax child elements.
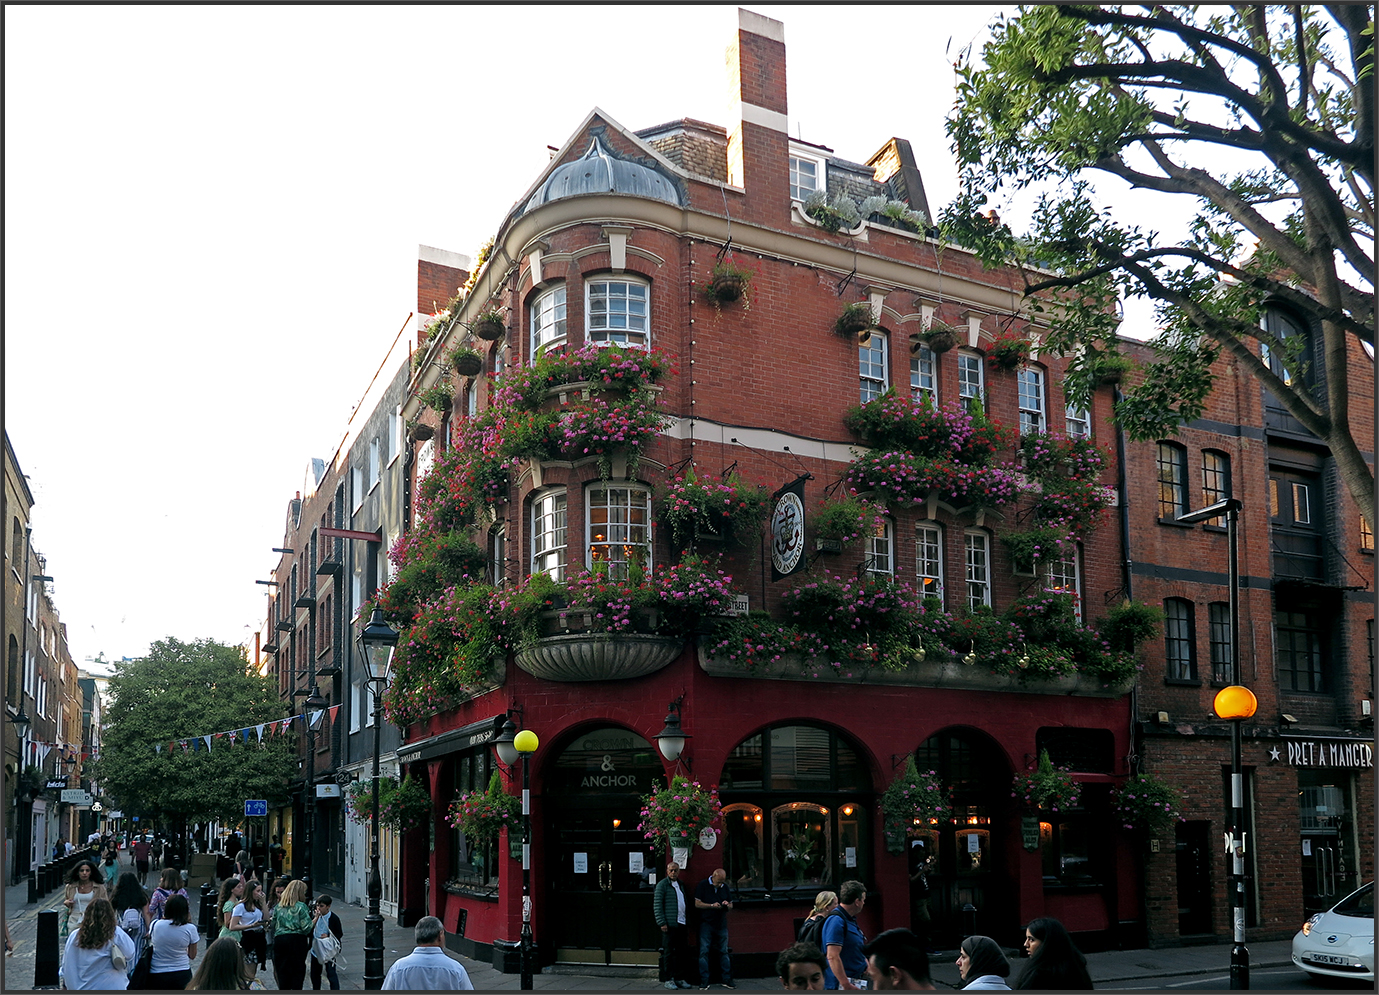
<box><xmin>381</xmin><ymin>915</ymin><xmax>474</xmax><ymax>990</ymax></box>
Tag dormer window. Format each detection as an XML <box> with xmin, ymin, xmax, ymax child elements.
<box><xmin>788</xmin><ymin>144</ymin><xmax>827</xmax><ymax>202</ymax></box>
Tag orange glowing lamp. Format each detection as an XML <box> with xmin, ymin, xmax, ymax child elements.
<box><xmin>1213</xmin><ymin>685</ymin><xmax>1257</xmax><ymax>721</ymax></box>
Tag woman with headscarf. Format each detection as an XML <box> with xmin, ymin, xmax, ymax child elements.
<box><xmin>1012</xmin><ymin>917</ymin><xmax>1093</xmax><ymax>990</ymax></box>
<box><xmin>957</xmin><ymin>935</ymin><xmax>1012</xmax><ymax>990</ymax></box>
<box><xmin>61</xmin><ymin>898</ymin><xmax>135</xmax><ymax>990</ymax></box>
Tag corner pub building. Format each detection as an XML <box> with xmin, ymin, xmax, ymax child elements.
<box><xmin>392</xmin><ymin>10</ymin><xmax>1145</xmax><ymax>977</ymax></box>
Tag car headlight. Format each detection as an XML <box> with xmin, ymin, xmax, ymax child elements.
<box><xmin>1301</xmin><ymin>914</ymin><xmax>1323</xmax><ymax>936</ymax></box>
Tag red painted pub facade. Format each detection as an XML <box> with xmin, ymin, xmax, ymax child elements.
<box><xmin>394</xmin><ymin>10</ymin><xmax>1143</xmax><ymax>976</ymax></box>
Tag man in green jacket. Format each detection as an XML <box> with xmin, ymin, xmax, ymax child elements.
<box><xmin>654</xmin><ymin>862</ymin><xmax>691</xmax><ymax>989</ymax></box>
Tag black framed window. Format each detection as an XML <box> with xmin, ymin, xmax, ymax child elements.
<box><xmin>450</xmin><ymin>749</ymin><xmax>497</xmax><ymax>892</ymax></box>
<box><xmin>1208</xmin><ymin>602</ymin><xmax>1231</xmax><ymax>684</ymax></box>
<box><xmin>1361</xmin><ymin>517</ymin><xmax>1374</xmax><ymax>552</ymax></box>
<box><xmin>1277</xmin><ymin>611</ymin><xmax>1325</xmax><ymax>692</ymax></box>
<box><xmin>1201</xmin><ymin>450</ymin><xmax>1230</xmax><ymax>527</ymax></box>
<box><xmin>719</xmin><ymin>724</ymin><xmax>872</xmax><ymax>897</ymax></box>
<box><xmin>1157</xmin><ymin>443</ymin><xmax>1189</xmax><ymax>520</ymax></box>
<box><xmin>1035</xmin><ymin>728</ymin><xmax>1113</xmax><ymax>773</ymax></box>
<box><xmin>1164</xmin><ymin>598</ymin><xmax>1196</xmax><ymax>682</ymax></box>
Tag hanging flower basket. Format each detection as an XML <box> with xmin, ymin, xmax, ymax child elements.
<box><xmin>921</xmin><ymin>320</ymin><xmax>959</xmax><ymax>354</ymax></box>
<box><xmin>706</xmin><ymin>262</ymin><xmax>753</xmax><ymax>309</ymax></box>
<box><xmin>1091</xmin><ymin>352</ymin><xmax>1133</xmax><ymax>386</ymax></box>
<box><xmin>1111</xmin><ymin>771</ymin><xmax>1184</xmax><ymax>834</ymax></box>
<box><xmin>986</xmin><ymin>330</ymin><xmax>1032</xmax><ymax>371</ymax></box>
<box><xmin>452</xmin><ymin>349</ymin><xmax>483</xmax><ymax>377</ymax></box>
<box><xmin>343</xmin><ymin>775</ymin><xmax>432</xmax><ymax>834</ymax></box>
<box><xmin>473</xmin><ymin>311</ymin><xmax>506</xmax><ymax>341</ymax></box>
<box><xmin>1012</xmin><ymin>750</ymin><xmax>1081</xmax><ymax>812</ymax></box>
<box><xmin>834</xmin><ymin>302</ymin><xmax>873</xmax><ymax>337</ymax></box>
<box><xmin>447</xmin><ymin>770</ymin><xmax>522</xmax><ymax>845</ymax></box>
<box><xmin>409</xmin><ymin>423</ymin><xmax>434</xmax><ymax>442</ymax></box>
<box><xmin>638</xmin><ymin>774</ymin><xmax>722</xmax><ymax>853</ymax></box>
<box><xmin>881</xmin><ymin>756</ymin><xmax>953</xmax><ymax>854</ymax></box>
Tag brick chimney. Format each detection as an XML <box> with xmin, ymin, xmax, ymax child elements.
<box><xmin>726</xmin><ymin>8</ymin><xmax>789</xmax><ymax>226</ymax></box>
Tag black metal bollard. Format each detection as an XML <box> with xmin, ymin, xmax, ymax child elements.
<box><xmin>34</xmin><ymin>908</ymin><xmax>60</xmax><ymax>988</ymax></box>
<box><xmin>28</xmin><ymin>868</ymin><xmax>39</xmax><ymax>904</ymax></box>
<box><xmin>200</xmin><ymin>884</ymin><xmax>218</xmax><ymax>941</ymax></box>
<box><xmin>961</xmin><ymin>903</ymin><xmax>978</xmax><ymax>939</ymax></box>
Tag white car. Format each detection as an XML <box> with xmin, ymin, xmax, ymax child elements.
<box><xmin>1292</xmin><ymin>881</ymin><xmax>1374</xmax><ymax>982</ymax></box>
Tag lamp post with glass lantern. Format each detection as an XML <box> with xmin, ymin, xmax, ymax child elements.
<box><xmin>302</xmin><ymin>685</ymin><xmax>327</xmax><ymax>892</ymax></box>
<box><xmin>358</xmin><ymin>608</ymin><xmax>399</xmax><ymax>991</ymax></box>
<box><xmin>1179</xmin><ymin>497</ymin><xmax>1252</xmax><ymax>989</ymax></box>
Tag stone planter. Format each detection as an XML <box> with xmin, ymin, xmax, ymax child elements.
<box><xmin>516</xmin><ymin>632</ymin><xmax>685</xmax><ymax>683</ymax></box>
<box><xmin>696</xmin><ymin>646</ymin><xmax>1134</xmax><ymax>697</ymax></box>
<box><xmin>537</xmin><ymin>381</ymin><xmax>662</xmax><ymax>414</ymax></box>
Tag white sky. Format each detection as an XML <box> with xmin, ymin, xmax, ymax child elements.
<box><xmin>6</xmin><ymin>4</ymin><xmax>1171</xmax><ymax>667</ymax></box>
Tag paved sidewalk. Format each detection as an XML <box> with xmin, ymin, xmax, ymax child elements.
<box><xmin>3</xmin><ymin>855</ymin><xmax>1299</xmax><ymax>991</ymax></box>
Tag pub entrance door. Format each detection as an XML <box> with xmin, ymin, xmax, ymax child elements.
<box><xmin>913</xmin><ymin>730</ymin><xmax>1011</xmax><ymax>948</ymax></box>
<box><xmin>546</xmin><ymin>726</ymin><xmax>664</xmax><ymax>967</ymax></box>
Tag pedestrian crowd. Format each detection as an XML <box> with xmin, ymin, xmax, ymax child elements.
<box><xmin>55</xmin><ymin>835</ymin><xmax>346</xmax><ymax>991</ymax></box>
<box><xmin>650</xmin><ymin>865</ymin><xmax>1093</xmax><ymax>991</ymax></box>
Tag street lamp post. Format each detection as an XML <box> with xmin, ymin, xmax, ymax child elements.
<box><xmin>358</xmin><ymin>609</ymin><xmax>399</xmax><ymax>992</ymax></box>
<box><xmin>513</xmin><ymin>728</ymin><xmax>540</xmax><ymax>991</ymax></box>
<box><xmin>303</xmin><ymin>685</ymin><xmax>327</xmax><ymax>893</ymax></box>
<box><xmin>1179</xmin><ymin>497</ymin><xmax>1252</xmax><ymax>989</ymax></box>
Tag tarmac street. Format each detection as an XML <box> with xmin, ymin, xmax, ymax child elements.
<box><xmin>1</xmin><ymin>849</ymin><xmax>1308</xmax><ymax>990</ymax></box>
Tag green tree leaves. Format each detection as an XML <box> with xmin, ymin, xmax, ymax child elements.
<box><xmin>945</xmin><ymin>5</ymin><xmax>1375</xmax><ymax>523</ymax></box>
<box><xmin>89</xmin><ymin>638</ymin><xmax>295</xmax><ymax>824</ymax></box>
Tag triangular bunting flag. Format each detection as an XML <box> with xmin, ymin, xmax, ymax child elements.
<box><xmin>329</xmin><ymin>705</ymin><xmax>340</xmax><ymax>725</ymax></box>
<box><xmin>155</xmin><ymin>743</ymin><xmax>163</xmax><ymax>754</ymax></box>
<box><xmin>256</xmin><ymin>724</ymin><xmax>265</xmax><ymax>743</ymax></box>
<box><xmin>309</xmin><ymin>709</ymin><xmax>324</xmax><ymax>729</ymax></box>
<box><xmin>203</xmin><ymin>735</ymin><xmax>213</xmax><ymax>753</ymax></box>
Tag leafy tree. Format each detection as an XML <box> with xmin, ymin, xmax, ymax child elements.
<box><xmin>944</xmin><ymin>4</ymin><xmax>1374</xmax><ymax>523</ymax></box>
<box><xmin>88</xmin><ymin>638</ymin><xmax>296</xmax><ymax>826</ymax></box>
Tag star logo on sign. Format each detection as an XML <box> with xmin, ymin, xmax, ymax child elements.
<box><xmin>1269</xmin><ymin>746</ymin><xmax>1282</xmax><ymax>762</ymax></box>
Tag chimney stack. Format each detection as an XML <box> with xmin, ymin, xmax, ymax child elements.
<box><xmin>726</xmin><ymin>9</ymin><xmax>789</xmax><ymax>225</ymax></box>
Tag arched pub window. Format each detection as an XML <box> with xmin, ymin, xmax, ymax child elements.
<box><xmin>718</xmin><ymin>723</ymin><xmax>871</xmax><ymax>898</ymax></box>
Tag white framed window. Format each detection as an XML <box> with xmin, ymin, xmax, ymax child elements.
<box><xmin>586</xmin><ymin>485</ymin><xmax>651</xmax><ymax>578</ymax></box>
<box><xmin>490</xmin><ymin>525</ymin><xmax>506</xmax><ymax>588</ymax></box>
<box><xmin>965</xmin><ymin>531</ymin><xmax>991</xmax><ymax>609</ymax></box>
<box><xmin>866</xmin><ymin>519</ymin><xmax>893</xmax><ymax>578</ymax></box>
<box><xmin>957</xmin><ymin>351</ymin><xmax>984</xmax><ymax>412</ymax></box>
<box><xmin>1045</xmin><ymin>546</ymin><xmax>1082</xmax><ymax>621</ymax></box>
<box><xmin>416</xmin><ymin>439</ymin><xmax>435</xmax><ymax>485</ymax></box>
<box><xmin>352</xmin><ymin>467</ymin><xmax>364</xmax><ymax>511</ymax></box>
<box><xmin>350</xmin><ymin>682</ymin><xmax>362</xmax><ymax>733</ymax></box>
<box><xmin>365</xmin><ymin>679</ymin><xmax>375</xmax><ymax>727</ymax></box>
<box><xmin>1017</xmin><ymin>367</ymin><xmax>1045</xmax><ymax>434</ymax></box>
<box><xmin>369</xmin><ymin>438</ymin><xmax>380</xmax><ymax>490</ymax></box>
<box><xmin>531</xmin><ymin>489</ymin><xmax>568</xmax><ymax>581</ymax></box>
<box><xmin>586</xmin><ymin>278</ymin><xmax>649</xmax><ymax>349</ymax></box>
<box><xmin>910</xmin><ymin>344</ymin><xmax>936</xmax><ymax>403</ymax></box>
<box><xmin>789</xmin><ymin>157</ymin><xmax>821</xmax><ymax>202</ymax></box>
<box><xmin>530</xmin><ymin>284</ymin><xmax>567</xmax><ymax>356</ymax></box>
<box><xmin>466</xmin><ymin>383</ymin><xmax>478</xmax><ymax>419</ymax></box>
<box><xmin>916</xmin><ymin>523</ymin><xmax>944</xmax><ymax>599</ymax></box>
<box><xmin>860</xmin><ymin>331</ymin><xmax>889</xmax><ymax>403</ymax></box>
<box><xmin>1065</xmin><ymin>402</ymin><xmax>1090</xmax><ymax>439</ymax></box>
<box><xmin>389</xmin><ymin>407</ymin><xmax>403</xmax><ymax>465</ymax></box>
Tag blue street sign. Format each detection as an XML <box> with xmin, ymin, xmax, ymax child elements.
<box><xmin>244</xmin><ymin>799</ymin><xmax>268</xmax><ymax>817</ymax></box>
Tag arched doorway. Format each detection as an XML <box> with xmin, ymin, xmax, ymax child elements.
<box><xmin>545</xmin><ymin>725</ymin><xmax>665</xmax><ymax>967</ymax></box>
<box><xmin>911</xmin><ymin>729</ymin><xmax>1011</xmax><ymax>947</ymax></box>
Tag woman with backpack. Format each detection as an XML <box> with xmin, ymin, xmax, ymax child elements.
<box><xmin>798</xmin><ymin>891</ymin><xmax>838</xmax><ymax>949</ymax></box>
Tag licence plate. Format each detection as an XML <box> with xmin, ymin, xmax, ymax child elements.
<box><xmin>1306</xmin><ymin>953</ymin><xmax>1352</xmax><ymax>966</ymax></box>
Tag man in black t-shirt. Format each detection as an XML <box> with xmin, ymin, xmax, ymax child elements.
<box><xmin>693</xmin><ymin>869</ymin><xmax>735</xmax><ymax>989</ymax></box>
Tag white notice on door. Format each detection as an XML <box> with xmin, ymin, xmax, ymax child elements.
<box><xmin>629</xmin><ymin>852</ymin><xmax>644</xmax><ymax>874</ymax></box>
<box><xmin>1302</xmin><ymin>839</ymin><xmax>1311</xmax><ymax>856</ymax></box>
<box><xmin>574</xmin><ymin>852</ymin><xmax>588</xmax><ymax>873</ymax></box>
<box><xmin>967</xmin><ymin>834</ymin><xmax>981</xmax><ymax>853</ymax></box>
<box><xmin>845</xmin><ymin>847</ymin><xmax>857</xmax><ymax>868</ymax></box>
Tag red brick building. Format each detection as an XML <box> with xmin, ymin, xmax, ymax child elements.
<box><xmin>1124</xmin><ymin>323</ymin><xmax>1374</xmax><ymax>945</ymax></box>
<box><xmin>393</xmin><ymin>11</ymin><xmax>1148</xmax><ymax>976</ymax></box>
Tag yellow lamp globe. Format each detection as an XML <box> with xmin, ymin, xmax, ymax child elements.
<box><xmin>513</xmin><ymin>729</ymin><xmax>540</xmax><ymax>756</ymax></box>
<box><xmin>1213</xmin><ymin>685</ymin><xmax>1258</xmax><ymax>720</ymax></box>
